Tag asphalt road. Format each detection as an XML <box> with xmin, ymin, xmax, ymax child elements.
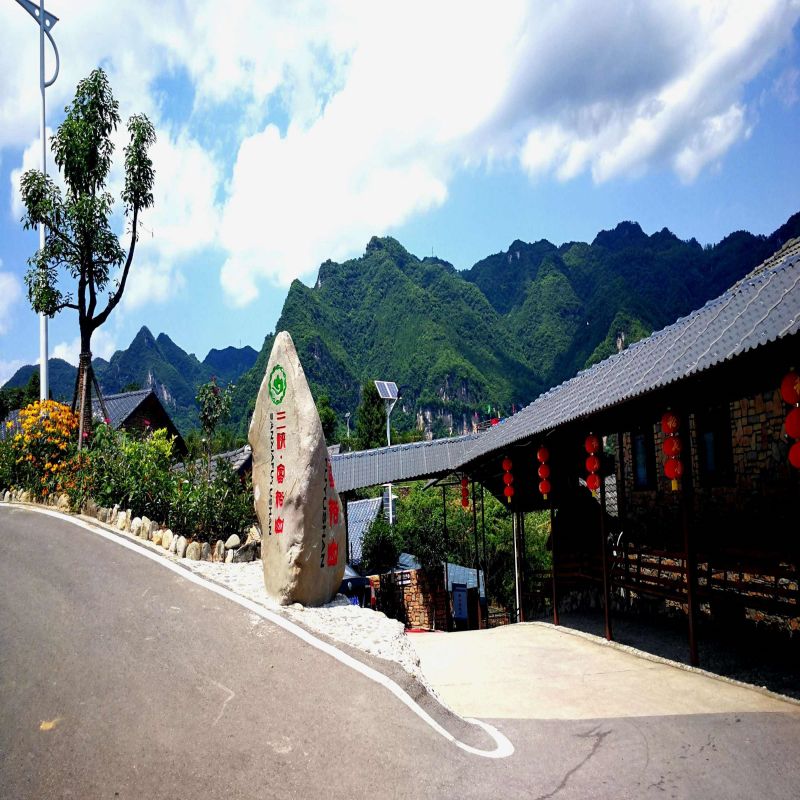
<box><xmin>2</xmin><ymin>504</ymin><xmax>800</xmax><ymax>799</ymax></box>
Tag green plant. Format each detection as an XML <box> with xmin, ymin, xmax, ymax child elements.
<box><xmin>360</xmin><ymin>516</ymin><xmax>403</xmax><ymax>575</ymax></box>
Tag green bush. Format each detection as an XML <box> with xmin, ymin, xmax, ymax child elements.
<box><xmin>169</xmin><ymin>459</ymin><xmax>254</xmax><ymax>543</ymax></box>
<box><xmin>360</xmin><ymin>516</ymin><xmax>403</xmax><ymax>575</ymax></box>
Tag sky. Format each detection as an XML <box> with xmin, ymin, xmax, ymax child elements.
<box><xmin>1</xmin><ymin>1</ymin><xmax>799</xmax><ymax>385</ymax></box>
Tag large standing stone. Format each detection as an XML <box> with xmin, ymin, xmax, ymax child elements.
<box><xmin>249</xmin><ymin>331</ymin><xmax>346</xmax><ymax>606</ymax></box>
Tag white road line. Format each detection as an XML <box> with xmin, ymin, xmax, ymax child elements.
<box><xmin>3</xmin><ymin>504</ymin><xmax>514</xmax><ymax>759</ymax></box>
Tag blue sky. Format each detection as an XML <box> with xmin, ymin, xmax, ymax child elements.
<box><xmin>1</xmin><ymin>1</ymin><xmax>799</xmax><ymax>385</ymax></box>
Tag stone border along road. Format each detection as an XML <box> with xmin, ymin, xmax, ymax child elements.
<box><xmin>1</xmin><ymin>502</ymin><xmax>513</xmax><ymax>760</ymax></box>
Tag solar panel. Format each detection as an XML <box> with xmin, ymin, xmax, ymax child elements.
<box><xmin>374</xmin><ymin>380</ymin><xmax>398</xmax><ymax>400</ymax></box>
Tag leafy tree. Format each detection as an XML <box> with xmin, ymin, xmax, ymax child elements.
<box><xmin>19</xmin><ymin>68</ymin><xmax>155</xmax><ymax>444</ymax></box>
<box><xmin>355</xmin><ymin>381</ymin><xmax>385</xmax><ymax>450</ymax></box>
<box><xmin>360</xmin><ymin>516</ymin><xmax>403</xmax><ymax>575</ymax></box>
<box><xmin>316</xmin><ymin>394</ymin><xmax>337</xmax><ymax>443</ymax></box>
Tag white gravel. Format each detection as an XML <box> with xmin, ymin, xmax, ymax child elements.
<box><xmin>185</xmin><ymin>560</ymin><xmax>425</xmax><ymax>680</ymax></box>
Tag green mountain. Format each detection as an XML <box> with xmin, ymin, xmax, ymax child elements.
<box><xmin>231</xmin><ymin>212</ymin><xmax>800</xmax><ymax>436</ymax></box>
<box><xmin>3</xmin><ymin>329</ymin><xmax>257</xmax><ymax>434</ymax></box>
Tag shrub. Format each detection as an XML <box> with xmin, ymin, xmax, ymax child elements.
<box><xmin>7</xmin><ymin>401</ymin><xmax>78</xmax><ymax>498</ymax></box>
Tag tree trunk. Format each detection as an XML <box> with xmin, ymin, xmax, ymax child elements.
<box><xmin>75</xmin><ymin>351</ymin><xmax>93</xmax><ymax>451</ymax></box>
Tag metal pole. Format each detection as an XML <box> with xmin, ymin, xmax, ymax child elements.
<box><xmin>442</xmin><ymin>484</ymin><xmax>450</xmax><ymax>630</ymax></box>
<box><xmin>513</xmin><ymin>511</ymin><xmax>523</xmax><ymax>622</ymax></box>
<box><xmin>599</xmin><ymin>477</ymin><xmax>613</xmax><ymax>641</ymax></box>
<box><xmin>550</xmin><ymin>504</ymin><xmax>559</xmax><ymax>625</ymax></box>
<box><xmin>38</xmin><ymin>0</ymin><xmax>48</xmax><ymax>401</ymax></box>
<box><xmin>471</xmin><ymin>479</ymin><xmax>482</xmax><ymax>629</ymax></box>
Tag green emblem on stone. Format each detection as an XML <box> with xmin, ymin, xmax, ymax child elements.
<box><xmin>268</xmin><ymin>364</ymin><xmax>287</xmax><ymax>405</ymax></box>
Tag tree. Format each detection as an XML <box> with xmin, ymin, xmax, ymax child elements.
<box><xmin>355</xmin><ymin>381</ymin><xmax>385</xmax><ymax>450</ymax></box>
<box><xmin>360</xmin><ymin>516</ymin><xmax>403</xmax><ymax>576</ymax></box>
<box><xmin>196</xmin><ymin>377</ymin><xmax>233</xmax><ymax>465</ymax></box>
<box><xmin>20</xmin><ymin>68</ymin><xmax>156</xmax><ymax>446</ymax></box>
<box><xmin>316</xmin><ymin>394</ymin><xmax>337</xmax><ymax>443</ymax></box>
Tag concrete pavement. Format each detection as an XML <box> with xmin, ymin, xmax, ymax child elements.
<box><xmin>410</xmin><ymin>622</ymin><xmax>800</xmax><ymax>720</ymax></box>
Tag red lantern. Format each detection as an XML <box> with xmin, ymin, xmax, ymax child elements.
<box><xmin>661</xmin><ymin>411</ymin><xmax>680</xmax><ymax>434</ymax></box>
<box><xmin>538</xmin><ymin>463</ymin><xmax>550</xmax><ymax>479</ymax></box>
<box><xmin>584</xmin><ymin>434</ymin><xmax>600</xmax><ymax>454</ymax></box>
<box><xmin>786</xmin><ymin>407</ymin><xmax>800</xmax><ymax>440</ymax></box>
<box><xmin>585</xmin><ymin>454</ymin><xmax>600</xmax><ymax>473</ymax></box>
<box><xmin>662</xmin><ymin>436</ymin><xmax>682</xmax><ymax>457</ymax></box>
<box><xmin>537</xmin><ymin>446</ymin><xmax>549</xmax><ymax>463</ymax></box>
<box><xmin>780</xmin><ymin>371</ymin><xmax>800</xmax><ymax>405</ymax></box>
<box><xmin>539</xmin><ymin>479</ymin><xmax>551</xmax><ymax>496</ymax></box>
<box><xmin>789</xmin><ymin>441</ymin><xmax>800</xmax><ymax>470</ymax></box>
<box><xmin>586</xmin><ymin>473</ymin><xmax>601</xmax><ymax>492</ymax></box>
<box><xmin>584</xmin><ymin>433</ymin><xmax>601</xmax><ymax>495</ymax></box>
<box><xmin>664</xmin><ymin>459</ymin><xmax>683</xmax><ymax>480</ymax></box>
<box><xmin>502</xmin><ymin>456</ymin><xmax>514</xmax><ymax>504</ymax></box>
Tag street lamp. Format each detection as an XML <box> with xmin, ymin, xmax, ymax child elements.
<box><xmin>14</xmin><ymin>0</ymin><xmax>60</xmax><ymax>402</ymax></box>
<box><xmin>344</xmin><ymin>411</ymin><xmax>350</xmax><ymax>439</ymax></box>
<box><xmin>375</xmin><ymin>381</ymin><xmax>399</xmax><ymax>524</ymax></box>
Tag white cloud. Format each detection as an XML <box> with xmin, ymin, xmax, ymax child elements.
<box><xmin>0</xmin><ymin>263</ymin><xmax>23</xmax><ymax>335</ymax></box>
<box><xmin>2</xmin><ymin>0</ymin><xmax>798</xmax><ymax>309</ymax></box>
<box><xmin>0</xmin><ymin>359</ymin><xmax>25</xmax><ymax>387</ymax></box>
<box><xmin>52</xmin><ymin>327</ymin><xmax>117</xmax><ymax>366</ymax></box>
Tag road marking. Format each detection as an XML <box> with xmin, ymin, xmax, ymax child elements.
<box><xmin>209</xmin><ymin>679</ymin><xmax>236</xmax><ymax>727</ymax></box>
<box><xmin>39</xmin><ymin>717</ymin><xmax>62</xmax><ymax>731</ymax></box>
<box><xmin>8</xmin><ymin>505</ymin><xmax>514</xmax><ymax>759</ymax></box>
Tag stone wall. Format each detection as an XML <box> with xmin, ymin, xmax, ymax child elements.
<box><xmin>370</xmin><ymin>569</ymin><xmax>450</xmax><ymax>630</ymax></box>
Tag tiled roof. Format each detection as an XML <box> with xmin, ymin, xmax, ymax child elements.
<box><xmin>91</xmin><ymin>390</ymin><xmax>152</xmax><ymax>429</ymax></box>
<box><xmin>346</xmin><ymin>497</ymin><xmax>383</xmax><ymax>564</ymax></box>
<box><xmin>457</xmin><ymin>237</ymin><xmax>800</xmax><ymax>466</ymax></box>
<box><xmin>330</xmin><ymin>434</ymin><xmax>480</xmax><ymax>493</ymax></box>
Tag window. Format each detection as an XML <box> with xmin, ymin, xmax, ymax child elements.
<box><xmin>696</xmin><ymin>404</ymin><xmax>734</xmax><ymax>487</ymax></box>
<box><xmin>631</xmin><ymin>427</ymin><xmax>655</xmax><ymax>489</ymax></box>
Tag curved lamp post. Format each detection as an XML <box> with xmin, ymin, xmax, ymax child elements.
<box><xmin>14</xmin><ymin>0</ymin><xmax>60</xmax><ymax>402</ymax></box>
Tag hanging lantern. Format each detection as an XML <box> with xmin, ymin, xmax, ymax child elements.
<box><xmin>537</xmin><ymin>444</ymin><xmax>551</xmax><ymax>500</ymax></box>
<box><xmin>537</xmin><ymin>446</ymin><xmax>549</xmax><ymax>463</ymax></box>
<box><xmin>661</xmin><ymin>411</ymin><xmax>680</xmax><ymax>435</ymax></box>
<box><xmin>786</xmin><ymin>407</ymin><xmax>800</xmax><ymax>440</ymax></box>
<box><xmin>780</xmin><ymin>370</ymin><xmax>800</xmax><ymax>405</ymax></box>
<box><xmin>461</xmin><ymin>477</ymin><xmax>470</xmax><ymax>509</ymax></box>
<box><xmin>789</xmin><ymin>441</ymin><xmax>800</xmax><ymax>470</ymax></box>
<box><xmin>661</xmin><ymin>410</ymin><xmax>682</xmax><ymax>490</ymax></box>
<box><xmin>781</xmin><ymin>370</ymin><xmax>800</xmax><ymax>470</ymax></box>
<box><xmin>584</xmin><ymin>433</ymin><xmax>601</xmax><ymax>496</ymax></box>
<box><xmin>502</xmin><ymin>456</ymin><xmax>514</xmax><ymax>503</ymax></box>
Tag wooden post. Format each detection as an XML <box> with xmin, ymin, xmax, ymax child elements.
<box><xmin>471</xmin><ymin>479</ymin><xmax>482</xmax><ymax>629</ymax></box>
<box><xmin>513</xmin><ymin>511</ymin><xmax>523</xmax><ymax>622</ymax></box>
<box><xmin>481</xmin><ymin>485</ymin><xmax>489</xmax><ymax>612</ymax></box>
<box><xmin>599</xmin><ymin>477</ymin><xmax>613</xmax><ymax>641</ymax></box>
<box><xmin>550</xmin><ymin>504</ymin><xmax>559</xmax><ymax>625</ymax></box>
<box><xmin>682</xmin><ymin>498</ymin><xmax>699</xmax><ymax>666</ymax></box>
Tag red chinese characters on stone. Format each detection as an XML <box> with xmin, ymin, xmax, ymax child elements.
<box><xmin>277</xmin><ymin>432</ymin><xmax>286</xmax><ymax>450</ymax></box>
<box><xmin>275</xmin><ymin>491</ymin><xmax>284</xmax><ymax>509</ymax></box>
<box><xmin>326</xmin><ymin>540</ymin><xmax>339</xmax><ymax>567</ymax></box>
<box><xmin>274</xmin><ymin>517</ymin><xmax>284</xmax><ymax>534</ymax></box>
<box><xmin>328</xmin><ymin>499</ymin><xmax>339</xmax><ymax>526</ymax></box>
<box><xmin>276</xmin><ymin>464</ymin><xmax>285</xmax><ymax>484</ymax></box>
<box><xmin>327</xmin><ymin>463</ymin><xmax>335</xmax><ymax>489</ymax></box>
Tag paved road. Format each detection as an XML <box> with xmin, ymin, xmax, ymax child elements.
<box><xmin>2</xmin><ymin>504</ymin><xmax>800</xmax><ymax>799</ymax></box>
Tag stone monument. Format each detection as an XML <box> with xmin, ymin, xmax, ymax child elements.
<box><xmin>249</xmin><ymin>331</ymin><xmax>346</xmax><ymax>605</ymax></box>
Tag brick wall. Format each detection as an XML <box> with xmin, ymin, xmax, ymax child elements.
<box><xmin>369</xmin><ymin>569</ymin><xmax>450</xmax><ymax>630</ymax></box>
